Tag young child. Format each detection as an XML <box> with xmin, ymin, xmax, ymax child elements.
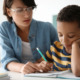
<box><xmin>45</xmin><ymin>5</ymin><xmax>80</xmax><ymax>77</ymax></box>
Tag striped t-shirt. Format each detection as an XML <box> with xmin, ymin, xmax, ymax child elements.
<box><xmin>45</xmin><ymin>41</ymin><xmax>71</xmax><ymax>71</ymax></box>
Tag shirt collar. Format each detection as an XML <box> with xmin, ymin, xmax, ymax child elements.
<box><xmin>29</xmin><ymin>19</ymin><xmax>37</xmax><ymax>38</ymax></box>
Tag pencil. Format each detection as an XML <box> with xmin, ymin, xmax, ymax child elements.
<box><xmin>36</xmin><ymin>48</ymin><xmax>47</xmax><ymax>62</ymax></box>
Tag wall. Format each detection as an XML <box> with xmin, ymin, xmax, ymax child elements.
<box><xmin>0</xmin><ymin>0</ymin><xmax>80</xmax><ymax>23</ymax></box>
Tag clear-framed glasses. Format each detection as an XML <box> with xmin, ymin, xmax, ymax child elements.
<box><xmin>10</xmin><ymin>6</ymin><xmax>34</xmax><ymax>14</ymax></box>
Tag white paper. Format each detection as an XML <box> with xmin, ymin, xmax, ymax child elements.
<box><xmin>25</xmin><ymin>70</ymin><xmax>80</xmax><ymax>79</ymax></box>
<box><xmin>24</xmin><ymin>70</ymin><xmax>70</xmax><ymax>78</ymax></box>
<box><xmin>0</xmin><ymin>68</ymin><xmax>10</xmax><ymax>80</ymax></box>
<box><xmin>58</xmin><ymin>72</ymin><xmax>80</xmax><ymax>79</ymax></box>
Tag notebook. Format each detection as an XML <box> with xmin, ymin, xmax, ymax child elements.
<box><xmin>0</xmin><ymin>68</ymin><xmax>10</xmax><ymax>80</ymax></box>
<box><xmin>0</xmin><ymin>73</ymin><xmax>10</xmax><ymax>80</ymax></box>
<box><xmin>24</xmin><ymin>70</ymin><xmax>80</xmax><ymax>79</ymax></box>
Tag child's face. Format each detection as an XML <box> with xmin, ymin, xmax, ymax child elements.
<box><xmin>57</xmin><ymin>21</ymin><xmax>80</xmax><ymax>54</ymax></box>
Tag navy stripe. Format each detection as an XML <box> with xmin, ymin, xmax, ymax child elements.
<box><xmin>53</xmin><ymin>64</ymin><xmax>59</xmax><ymax>71</ymax></box>
<box><xmin>53</xmin><ymin>43</ymin><xmax>63</xmax><ymax>53</ymax></box>
<box><xmin>45</xmin><ymin>55</ymin><xmax>53</xmax><ymax>62</ymax></box>
<box><xmin>52</xmin><ymin>52</ymin><xmax>71</xmax><ymax>61</ymax></box>
<box><xmin>63</xmin><ymin>47</ymin><xmax>71</xmax><ymax>55</ymax></box>
<box><xmin>54</xmin><ymin>61</ymin><xmax>71</xmax><ymax>68</ymax></box>
<box><xmin>53</xmin><ymin>43</ymin><xmax>71</xmax><ymax>56</ymax></box>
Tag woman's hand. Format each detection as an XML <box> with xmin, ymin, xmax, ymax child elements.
<box><xmin>36</xmin><ymin>61</ymin><xmax>53</xmax><ymax>72</ymax></box>
<box><xmin>20</xmin><ymin>62</ymin><xmax>41</xmax><ymax>74</ymax></box>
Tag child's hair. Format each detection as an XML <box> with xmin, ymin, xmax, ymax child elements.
<box><xmin>57</xmin><ymin>5</ymin><xmax>80</xmax><ymax>27</ymax></box>
<box><xmin>3</xmin><ymin>0</ymin><xmax>36</xmax><ymax>23</ymax></box>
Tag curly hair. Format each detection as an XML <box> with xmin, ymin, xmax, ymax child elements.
<box><xmin>57</xmin><ymin>5</ymin><xmax>80</xmax><ymax>26</ymax></box>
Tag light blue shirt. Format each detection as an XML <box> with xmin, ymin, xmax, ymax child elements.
<box><xmin>0</xmin><ymin>19</ymin><xmax>58</xmax><ymax>70</ymax></box>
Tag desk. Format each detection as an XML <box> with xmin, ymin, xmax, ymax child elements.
<box><xmin>0</xmin><ymin>63</ymin><xmax>68</xmax><ymax>80</ymax></box>
<box><xmin>8</xmin><ymin>71</ymin><xmax>69</xmax><ymax>80</ymax></box>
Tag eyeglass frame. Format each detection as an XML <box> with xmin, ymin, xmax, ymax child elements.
<box><xmin>10</xmin><ymin>6</ymin><xmax>35</xmax><ymax>14</ymax></box>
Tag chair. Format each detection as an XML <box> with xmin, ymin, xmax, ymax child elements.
<box><xmin>52</xmin><ymin>15</ymin><xmax>57</xmax><ymax>29</ymax></box>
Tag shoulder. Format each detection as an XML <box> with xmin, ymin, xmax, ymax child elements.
<box><xmin>50</xmin><ymin>41</ymin><xmax>63</xmax><ymax>52</ymax></box>
<box><xmin>54</xmin><ymin>41</ymin><xmax>63</xmax><ymax>49</ymax></box>
<box><xmin>0</xmin><ymin>21</ymin><xmax>15</xmax><ymax>32</ymax></box>
<box><xmin>32</xmin><ymin>19</ymin><xmax>54</xmax><ymax>29</ymax></box>
<box><xmin>0</xmin><ymin>21</ymin><xmax>11</xmax><ymax>28</ymax></box>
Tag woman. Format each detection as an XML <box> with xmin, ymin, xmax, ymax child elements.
<box><xmin>0</xmin><ymin>0</ymin><xmax>58</xmax><ymax>74</ymax></box>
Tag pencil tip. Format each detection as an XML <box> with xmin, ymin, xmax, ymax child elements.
<box><xmin>36</xmin><ymin>47</ymin><xmax>39</xmax><ymax>50</ymax></box>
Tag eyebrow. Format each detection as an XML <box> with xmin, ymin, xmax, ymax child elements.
<box><xmin>58</xmin><ymin>32</ymin><xmax>75</xmax><ymax>34</ymax></box>
<box><xmin>15</xmin><ymin>7</ymin><xmax>24</xmax><ymax>8</ymax></box>
<box><xmin>68</xmin><ymin>32</ymin><xmax>75</xmax><ymax>34</ymax></box>
<box><xmin>14</xmin><ymin>6</ymin><xmax>28</xmax><ymax>8</ymax></box>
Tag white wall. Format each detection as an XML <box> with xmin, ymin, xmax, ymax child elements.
<box><xmin>34</xmin><ymin>0</ymin><xmax>80</xmax><ymax>23</ymax></box>
<box><xmin>0</xmin><ymin>0</ymin><xmax>80</xmax><ymax>23</ymax></box>
<box><xmin>0</xmin><ymin>0</ymin><xmax>7</xmax><ymax>23</ymax></box>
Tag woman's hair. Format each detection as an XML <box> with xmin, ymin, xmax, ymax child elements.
<box><xmin>57</xmin><ymin>5</ymin><xmax>80</xmax><ymax>27</ymax></box>
<box><xmin>3</xmin><ymin>0</ymin><xmax>37</xmax><ymax>23</ymax></box>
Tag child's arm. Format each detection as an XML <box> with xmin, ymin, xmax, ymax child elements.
<box><xmin>71</xmin><ymin>39</ymin><xmax>80</xmax><ymax>77</ymax></box>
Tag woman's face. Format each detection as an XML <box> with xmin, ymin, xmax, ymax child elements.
<box><xmin>7</xmin><ymin>0</ymin><xmax>33</xmax><ymax>29</ymax></box>
<box><xmin>57</xmin><ymin>21</ymin><xmax>80</xmax><ymax>54</ymax></box>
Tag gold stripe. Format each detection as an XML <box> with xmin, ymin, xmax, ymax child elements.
<box><xmin>54</xmin><ymin>41</ymin><xmax>63</xmax><ymax>49</ymax></box>
<box><xmin>50</xmin><ymin>46</ymin><xmax>71</xmax><ymax>58</ymax></box>
<box><xmin>54</xmin><ymin>62</ymin><xmax>71</xmax><ymax>71</ymax></box>
<box><xmin>54</xmin><ymin>69</ymin><xmax>57</xmax><ymax>71</ymax></box>
<box><xmin>52</xmin><ymin>55</ymin><xmax>71</xmax><ymax>65</ymax></box>
<box><xmin>46</xmin><ymin>51</ymin><xmax>52</xmax><ymax>59</ymax></box>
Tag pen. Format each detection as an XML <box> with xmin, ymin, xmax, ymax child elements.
<box><xmin>36</xmin><ymin>48</ymin><xmax>47</xmax><ymax>62</ymax></box>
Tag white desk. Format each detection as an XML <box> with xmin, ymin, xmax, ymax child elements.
<box><xmin>0</xmin><ymin>63</ymin><xmax>70</xmax><ymax>80</ymax></box>
<box><xmin>8</xmin><ymin>71</ymin><xmax>69</xmax><ymax>80</ymax></box>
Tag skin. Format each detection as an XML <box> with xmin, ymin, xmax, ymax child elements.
<box><xmin>6</xmin><ymin>0</ymin><xmax>53</xmax><ymax>74</ymax></box>
<box><xmin>57</xmin><ymin>21</ymin><xmax>80</xmax><ymax>77</ymax></box>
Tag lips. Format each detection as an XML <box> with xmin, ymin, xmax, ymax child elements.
<box><xmin>23</xmin><ymin>19</ymin><xmax>30</xmax><ymax>22</ymax></box>
<box><xmin>63</xmin><ymin>44</ymin><xmax>71</xmax><ymax>48</ymax></box>
<box><xmin>65</xmin><ymin>45</ymin><xmax>71</xmax><ymax>49</ymax></box>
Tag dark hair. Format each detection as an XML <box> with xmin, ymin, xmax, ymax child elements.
<box><xmin>3</xmin><ymin>0</ymin><xmax>37</xmax><ymax>23</ymax></box>
<box><xmin>57</xmin><ymin>5</ymin><xmax>80</xmax><ymax>27</ymax></box>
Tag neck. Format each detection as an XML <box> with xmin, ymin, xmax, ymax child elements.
<box><xmin>16</xmin><ymin>25</ymin><xmax>30</xmax><ymax>33</ymax></box>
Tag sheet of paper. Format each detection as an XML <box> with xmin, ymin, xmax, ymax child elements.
<box><xmin>24</xmin><ymin>70</ymin><xmax>70</xmax><ymax>78</ymax></box>
<box><xmin>58</xmin><ymin>72</ymin><xmax>80</xmax><ymax>79</ymax></box>
<box><xmin>25</xmin><ymin>70</ymin><xmax>80</xmax><ymax>79</ymax></box>
<box><xmin>0</xmin><ymin>67</ymin><xmax>10</xmax><ymax>80</ymax></box>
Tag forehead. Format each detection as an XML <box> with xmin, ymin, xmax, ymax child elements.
<box><xmin>57</xmin><ymin>21</ymin><xmax>80</xmax><ymax>33</ymax></box>
<box><xmin>11</xmin><ymin>0</ymin><xmax>26</xmax><ymax>8</ymax></box>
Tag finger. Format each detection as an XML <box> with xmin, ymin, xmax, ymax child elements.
<box><xmin>26</xmin><ymin>62</ymin><xmax>41</xmax><ymax>72</ymax></box>
<box><xmin>25</xmin><ymin>67</ymin><xmax>35</xmax><ymax>74</ymax></box>
<box><xmin>22</xmin><ymin>65</ymin><xmax>36</xmax><ymax>74</ymax></box>
<box><xmin>46</xmin><ymin>63</ymin><xmax>53</xmax><ymax>69</ymax></box>
<box><xmin>38</xmin><ymin>64</ymin><xmax>50</xmax><ymax>72</ymax></box>
<box><xmin>41</xmin><ymin>62</ymin><xmax>53</xmax><ymax>69</ymax></box>
<box><xmin>41</xmin><ymin>62</ymin><xmax>53</xmax><ymax>71</ymax></box>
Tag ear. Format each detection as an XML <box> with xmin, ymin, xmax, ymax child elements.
<box><xmin>6</xmin><ymin>8</ymin><xmax>12</xmax><ymax>17</ymax></box>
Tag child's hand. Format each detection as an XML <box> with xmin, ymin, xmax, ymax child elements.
<box><xmin>36</xmin><ymin>61</ymin><xmax>53</xmax><ymax>72</ymax></box>
<box><xmin>72</xmin><ymin>39</ymin><xmax>80</xmax><ymax>48</ymax></box>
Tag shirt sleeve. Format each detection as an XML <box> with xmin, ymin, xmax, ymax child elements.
<box><xmin>45</xmin><ymin>43</ymin><xmax>53</xmax><ymax>62</ymax></box>
<box><xmin>0</xmin><ymin>23</ymin><xmax>19</xmax><ymax>70</ymax></box>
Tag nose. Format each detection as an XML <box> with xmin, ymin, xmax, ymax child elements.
<box><xmin>23</xmin><ymin>11</ymin><xmax>30</xmax><ymax>18</ymax></box>
<box><xmin>61</xmin><ymin>36</ymin><xmax>68</xmax><ymax>45</ymax></box>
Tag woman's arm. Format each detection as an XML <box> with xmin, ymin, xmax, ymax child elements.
<box><xmin>71</xmin><ymin>39</ymin><xmax>80</xmax><ymax>77</ymax></box>
<box><xmin>7</xmin><ymin>62</ymin><xmax>24</xmax><ymax>72</ymax></box>
<box><xmin>7</xmin><ymin>61</ymin><xmax>41</xmax><ymax>74</ymax></box>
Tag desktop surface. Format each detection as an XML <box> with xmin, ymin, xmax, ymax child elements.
<box><xmin>8</xmin><ymin>71</ymin><xmax>70</xmax><ymax>80</ymax></box>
